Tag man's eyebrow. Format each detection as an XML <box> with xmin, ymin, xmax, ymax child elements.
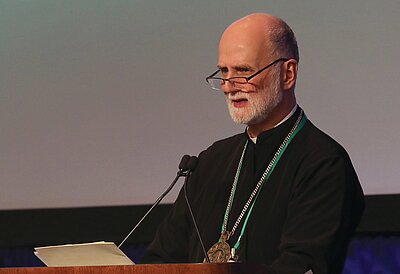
<box><xmin>232</xmin><ymin>64</ymin><xmax>253</xmax><ymax>71</ymax></box>
<box><xmin>217</xmin><ymin>64</ymin><xmax>254</xmax><ymax>71</ymax></box>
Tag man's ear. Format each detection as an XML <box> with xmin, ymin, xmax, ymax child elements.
<box><xmin>282</xmin><ymin>59</ymin><xmax>298</xmax><ymax>91</ymax></box>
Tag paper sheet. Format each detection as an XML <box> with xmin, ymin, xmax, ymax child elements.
<box><xmin>34</xmin><ymin>241</ymin><xmax>134</xmax><ymax>267</ymax></box>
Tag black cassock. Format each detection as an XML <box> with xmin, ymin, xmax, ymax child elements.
<box><xmin>142</xmin><ymin>107</ymin><xmax>364</xmax><ymax>274</ymax></box>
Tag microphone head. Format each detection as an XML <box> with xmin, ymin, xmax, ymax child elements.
<box><xmin>179</xmin><ymin>155</ymin><xmax>191</xmax><ymax>171</ymax></box>
<box><xmin>187</xmin><ymin>156</ymin><xmax>199</xmax><ymax>171</ymax></box>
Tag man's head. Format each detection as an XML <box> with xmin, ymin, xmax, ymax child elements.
<box><xmin>216</xmin><ymin>13</ymin><xmax>299</xmax><ymax>135</ymax></box>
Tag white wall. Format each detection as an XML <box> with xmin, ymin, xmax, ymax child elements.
<box><xmin>1</xmin><ymin>0</ymin><xmax>399</xmax><ymax>209</ymax></box>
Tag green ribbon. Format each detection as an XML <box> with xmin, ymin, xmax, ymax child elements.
<box><xmin>220</xmin><ymin>113</ymin><xmax>308</xmax><ymax>253</ymax></box>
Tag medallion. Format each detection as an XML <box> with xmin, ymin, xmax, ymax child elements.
<box><xmin>205</xmin><ymin>231</ymin><xmax>231</xmax><ymax>263</ymax></box>
<box><xmin>204</xmin><ymin>110</ymin><xmax>306</xmax><ymax>264</ymax></box>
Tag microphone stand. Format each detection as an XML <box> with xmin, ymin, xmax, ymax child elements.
<box><xmin>183</xmin><ymin>167</ymin><xmax>210</xmax><ymax>263</ymax></box>
<box><xmin>118</xmin><ymin>169</ymin><xmax>186</xmax><ymax>248</ymax></box>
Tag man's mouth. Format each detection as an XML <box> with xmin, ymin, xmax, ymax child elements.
<box><xmin>232</xmin><ymin>98</ymin><xmax>248</xmax><ymax>103</ymax></box>
<box><xmin>231</xmin><ymin>98</ymin><xmax>248</xmax><ymax>108</ymax></box>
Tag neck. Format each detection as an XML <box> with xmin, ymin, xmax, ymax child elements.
<box><xmin>247</xmin><ymin>102</ymin><xmax>297</xmax><ymax>138</ymax></box>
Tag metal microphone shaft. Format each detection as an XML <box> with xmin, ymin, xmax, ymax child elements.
<box><xmin>118</xmin><ymin>155</ymin><xmax>191</xmax><ymax>248</ymax></box>
<box><xmin>183</xmin><ymin>172</ymin><xmax>210</xmax><ymax>263</ymax></box>
<box><xmin>183</xmin><ymin>156</ymin><xmax>210</xmax><ymax>263</ymax></box>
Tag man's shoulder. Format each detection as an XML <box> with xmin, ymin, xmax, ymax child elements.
<box><xmin>299</xmin><ymin>120</ymin><xmax>351</xmax><ymax>160</ymax></box>
<box><xmin>211</xmin><ymin>132</ymin><xmax>246</xmax><ymax>147</ymax></box>
<box><xmin>199</xmin><ymin>132</ymin><xmax>246</xmax><ymax>158</ymax></box>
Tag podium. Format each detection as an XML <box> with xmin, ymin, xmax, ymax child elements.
<box><xmin>0</xmin><ymin>264</ymin><xmax>271</xmax><ymax>274</ymax></box>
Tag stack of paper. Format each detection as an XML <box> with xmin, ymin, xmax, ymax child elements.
<box><xmin>34</xmin><ymin>241</ymin><xmax>135</xmax><ymax>267</ymax></box>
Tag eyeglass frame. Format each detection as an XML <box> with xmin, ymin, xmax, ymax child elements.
<box><xmin>205</xmin><ymin>57</ymin><xmax>290</xmax><ymax>91</ymax></box>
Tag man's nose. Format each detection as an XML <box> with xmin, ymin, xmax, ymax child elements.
<box><xmin>221</xmin><ymin>79</ymin><xmax>240</xmax><ymax>94</ymax></box>
<box><xmin>221</xmin><ymin>79</ymin><xmax>233</xmax><ymax>93</ymax></box>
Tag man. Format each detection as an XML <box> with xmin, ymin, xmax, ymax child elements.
<box><xmin>142</xmin><ymin>13</ymin><xmax>364</xmax><ymax>274</ymax></box>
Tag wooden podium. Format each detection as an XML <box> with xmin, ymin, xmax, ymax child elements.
<box><xmin>0</xmin><ymin>263</ymin><xmax>271</xmax><ymax>274</ymax></box>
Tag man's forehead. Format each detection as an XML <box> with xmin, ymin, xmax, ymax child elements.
<box><xmin>218</xmin><ymin>21</ymin><xmax>273</xmax><ymax>67</ymax></box>
<box><xmin>217</xmin><ymin>54</ymin><xmax>259</xmax><ymax>69</ymax></box>
<box><xmin>218</xmin><ymin>36</ymin><xmax>270</xmax><ymax>68</ymax></box>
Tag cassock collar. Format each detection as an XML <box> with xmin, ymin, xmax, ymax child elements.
<box><xmin>246</xmin><ymin>105</ymin><xmax>300</xmax><ymax>144</ymax></box>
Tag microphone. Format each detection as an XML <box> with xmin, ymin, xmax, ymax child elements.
<box><xmin>118</xmin><ymin>155</ymin><xmax>192</xmax><ymax>248</ymax></box>
<box><xmin>182</xmin><ymin>156</ymin><xmax>210</xmax><ymax>263</ymax></box>
<box><xmin>186</xmin><ymin>156</ymin><xmax>198</xmax><ymax>171</ymax></box>
<box><xmin>179</xmin><ymin>155</ymin><xmax>191</xmax><ymax>171</ymax></box>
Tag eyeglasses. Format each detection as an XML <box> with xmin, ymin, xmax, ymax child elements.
<box><xmin>205</xmin><ymin>58</ymin><xmax>289</xmax><ymax>91</ymax></box>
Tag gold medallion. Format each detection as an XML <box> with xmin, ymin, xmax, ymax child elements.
<box><xmin>205</xmin><ymin>231</ymin><xmax>231</xmax><ymax>263</ymax></box>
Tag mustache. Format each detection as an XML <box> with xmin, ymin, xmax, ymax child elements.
<box><xmin>225</xmin><ymin>92</ymin><xmax>250</xmax><ymax>100</ymax></box>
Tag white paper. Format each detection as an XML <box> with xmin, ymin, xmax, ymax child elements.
<box><xmin>34</xmin><ymin>241</ymin><xmax>135</xmax><ymax>267</ymax></box>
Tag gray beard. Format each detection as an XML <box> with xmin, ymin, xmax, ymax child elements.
<box><xmin>226</xmin><ymin>75</ymin><xmax>282</xmax><ymax>125</ymax></box>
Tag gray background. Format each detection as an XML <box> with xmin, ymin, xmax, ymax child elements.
<box><xmin>1</xmin><ymin>0</ymin><xmax>399</xmax><ymax>209</ymax></box>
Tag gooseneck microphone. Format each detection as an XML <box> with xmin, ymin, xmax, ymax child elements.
<box><xmin>182</xmin><ymin>156</ymin><xmax>210</xmax><ymax>263</ymax></box>
<box><xmin>118</xmin><ymin>155</ymin><xmax>192</xmax><ymax>248</ymax></box>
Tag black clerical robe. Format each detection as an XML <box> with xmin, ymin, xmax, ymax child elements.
<box><xmin>142</xmin><ymin>107</ymin><xmax>364</xmax><ymax>274</ymax></box>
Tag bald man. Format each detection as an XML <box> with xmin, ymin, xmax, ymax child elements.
<box><xmin>142</xmin><ymin>13</ymin><xmax>364</xmax><ymax>274</ymax></box>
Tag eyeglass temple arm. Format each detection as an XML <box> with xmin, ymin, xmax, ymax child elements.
<box><xmin>206</xmin><ymin>69</ymin><xmax>221</xmax><ymax>81</ymax></box>
<box><xmin>246</xmin><ymin>58</ymin><xmax>289</xmax><ymax>81</ymax></box>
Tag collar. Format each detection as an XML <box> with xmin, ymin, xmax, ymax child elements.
<box><xmin>247</xmin><ymin>105</ymin><xmax>298</xmax><ymax>144</ymax></box>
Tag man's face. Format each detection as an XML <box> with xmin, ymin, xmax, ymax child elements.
<box><xmin>223</xmin><ymin>66</ymin><xmax>282</xmax><ymax>125</ymax></box>
<box><xmin>218</xmin><ymin>26</ymin><xmax>283</xmax><ymax>126</ymax></box>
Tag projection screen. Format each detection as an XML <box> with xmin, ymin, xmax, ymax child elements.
<box><xmin>1</xmin><ymin>0</ymin><xmax>399</xmax><ymax>209</ymax></box>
